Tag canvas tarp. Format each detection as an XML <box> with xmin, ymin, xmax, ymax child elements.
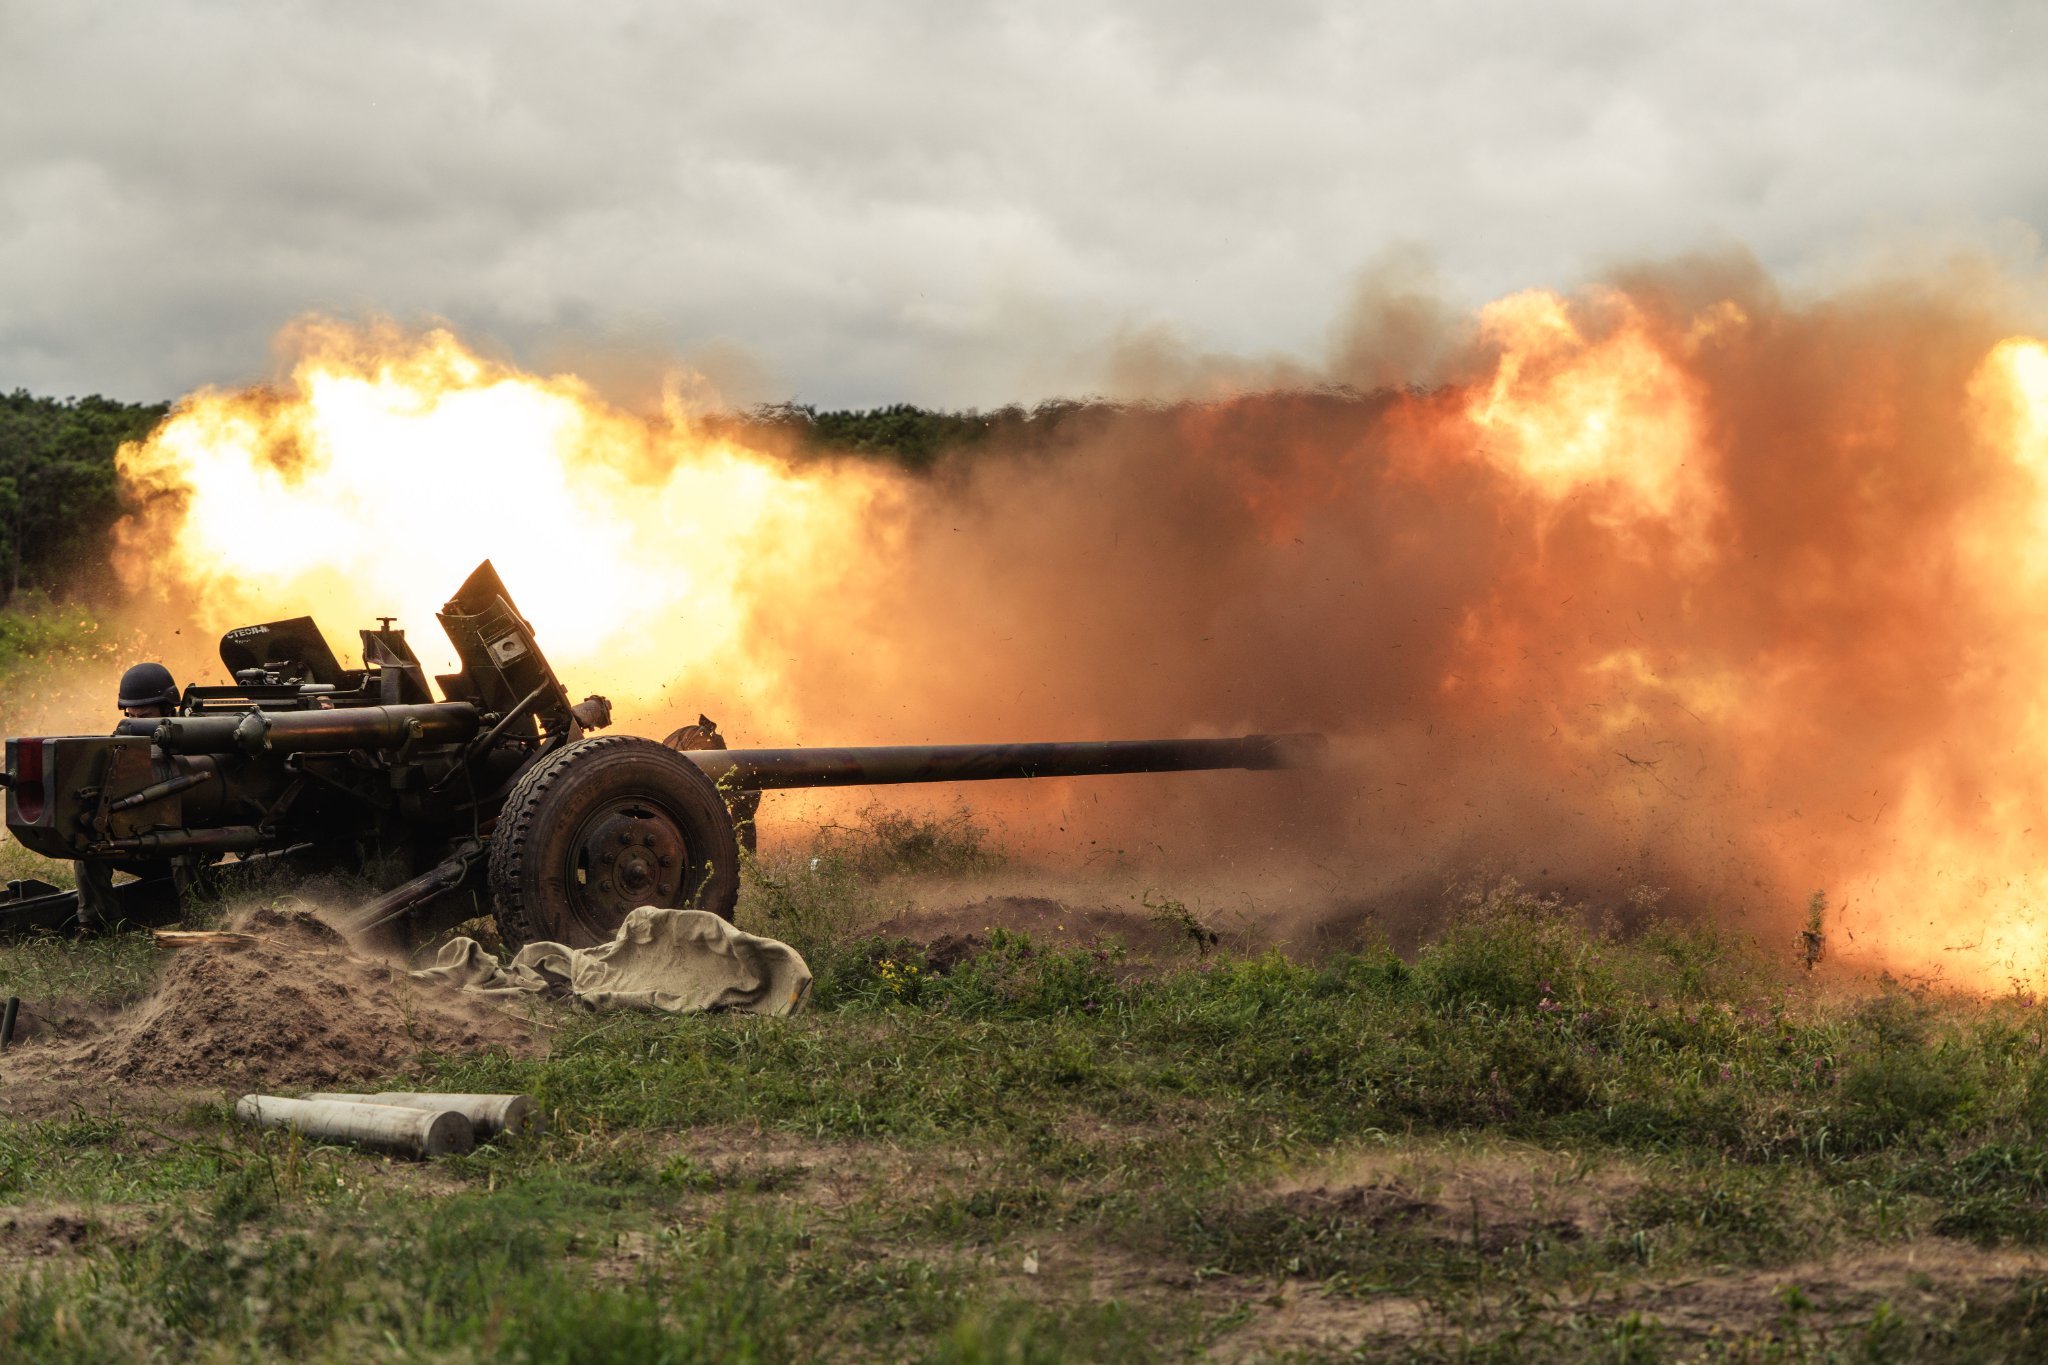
<box><xmin>413</xmin><ymin>906</ymin><xmax>812</xmax><ymax>1016</ymax></box>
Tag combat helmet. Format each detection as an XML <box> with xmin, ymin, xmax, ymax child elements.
<box><xmin>117</xmin><ymin>662</ymin><xmax>179</xmax><ymax>712</ymax></box>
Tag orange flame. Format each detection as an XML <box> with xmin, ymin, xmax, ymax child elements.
<box><xmin>1464</xmin><ymin>287</ymin><xmax>1718</xmax><ymax>530</ymax></box>
<box><xmin>116</xmin><ymin>322</ymin><xmax>906</xmax><ymax>737</ymax></box>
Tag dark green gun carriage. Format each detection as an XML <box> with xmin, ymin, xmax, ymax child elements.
<box><xmin>3</xmin><ymin>562</ymin><xmax>1317</xmax><ymax>945</ymax></box>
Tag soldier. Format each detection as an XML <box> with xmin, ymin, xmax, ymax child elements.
<box><xmin>116</xmin><ymin>661</ymin><xmax>179</xmax><ymax>721</ymax></box>
<box><xmin>73</xmin><ymin>663</ymin><xmax>181</xmax><ymax>933</ymax></box>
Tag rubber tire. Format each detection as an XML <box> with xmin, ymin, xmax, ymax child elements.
<box><xmin>488</xmin><ymin>735</ymin><xmax>740</xmax><ymax>951</ymax></box>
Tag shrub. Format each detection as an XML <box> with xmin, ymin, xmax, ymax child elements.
<box><xmin>1416</xmin><ymin>877</ymin><xmax>1609</xmax><ymax>1011</ymax></box>
<box><xmin>1835</xmin><ymin>1048</ymin><xmax>1975</xmax><ymax>1144</ymax></box>
<box><xmin>813</xmin><ymin>803</ymin><xmax>1003</xmax><ymax>882</ymax></box>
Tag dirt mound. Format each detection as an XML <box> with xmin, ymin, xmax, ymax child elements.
<box><xmin>869</xmin><ymin>894</ymin><xmax>1216</xmax><ymax>961</ymax></box>
<box><xmin>921</xmin><ymin>932</ymin><xmax>989</xmax><ymax>975</ymax></box>
<box><xmin>9</xmin><ymin>906</ymin><xmax>538</xmax><ymax>1093</ymax></box>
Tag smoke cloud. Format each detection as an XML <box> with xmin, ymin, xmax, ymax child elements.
<box><xmin>78</xmin><ymin>250</ymin><xmax>2048</xmax><ymax>986</ymax></box>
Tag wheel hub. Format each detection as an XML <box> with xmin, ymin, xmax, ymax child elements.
<box><xmin>573</xmin><ymin>802</ymin><xmax>687</xmax><ymax>920</ymax></box>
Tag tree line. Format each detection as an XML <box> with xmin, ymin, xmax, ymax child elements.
<box><xmin>750</xmin><ymin>400</ymin><xmax>1093</xmax><ymax>471</ymax></box>
<box><xmin>0</xmin><ymin>391</ymin><xmax>1095</xmax><ymax>606</ymax></box>
<box><xmin>0</xmin><ymin>391</ymin><xmax>169</xmax><ymax>608</ymax></box>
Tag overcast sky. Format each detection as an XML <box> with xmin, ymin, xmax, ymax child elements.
<box><xmin>3</xmin><ymin>1</ymin><xmax>2043</xmax><ymax>409</ymax></box>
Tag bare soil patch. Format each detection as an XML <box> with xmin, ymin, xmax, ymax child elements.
<box><xmin>662</xmin><ymin>1124</ymin><xmax>969</xmax><ymax>1210</ymax></box>
<box><xmin>1629</xmin><ymin>1244</ymin><xmax>2048</xmax><ymax>1341</ymax></box>
<box><xmin>1209</xmin><ymin>1285</ymin><xmax>1435</xmax><ymax>1363</ymax></box>
<box><xmin>1207</xmin><ymin>1241</ymin><xmax>2048</xmax><ymax>1360</ymax></box>
<box><xmin>0</xmin><ymin>906</ymin><xmax>539</xmax><ymax>1109</ymax></box>
<box><xmin>1271</xmin><ymin>1143</ymin><xmax>1643</xmax><ymax>1250</ymax></box>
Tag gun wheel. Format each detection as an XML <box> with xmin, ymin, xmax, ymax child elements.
<box><xmin>488</xmin><ymin>735</ymin><xmax>740</xmax><ymax>951</ymax></box>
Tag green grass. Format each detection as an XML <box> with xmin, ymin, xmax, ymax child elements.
<box><xmin>0</xmin><ymin>830</ymin><xmax>75</xmax><ymax>889</ymax></box>
<box><xmin>0</xmin><ymin>1191</ymin><xmax>1154</xmax><ymax>1362</ymax></box>
<box><xmin>7</xmin><ymin>821</ymin><xmax>2048</xmax><ymax>1358</ymax></box>
<box><xmin>0</xmin><ymin>931</ymin><xmax>157</xmax><ymax>1010</ymax></box>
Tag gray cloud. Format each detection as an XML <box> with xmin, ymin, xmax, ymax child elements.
<box><xmin>2</xmin><ymin>0</ymin><xmax>2044</xmax><ymax>407</ymax></box>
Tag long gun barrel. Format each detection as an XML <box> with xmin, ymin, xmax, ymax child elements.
<box><xmin>137</xmin><ymin>702</ymin><xmax>481</xmax><ymax>757</ymax></box>
<box><xmin>681</xmin><ymin>733</ymin><xmax>1322</xmax><ymax>792</ymax></box>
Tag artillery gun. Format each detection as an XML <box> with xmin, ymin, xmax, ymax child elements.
<box><xmin>2</xmin><ymin>562</ymin><xmax>1319</xmax><ymax>946</ymax></box>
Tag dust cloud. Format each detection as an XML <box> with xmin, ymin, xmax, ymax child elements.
<box><xmin>58</xmin><ymin>249</ymin><xmax>2048</xmax><ymax>984</ymax></box>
